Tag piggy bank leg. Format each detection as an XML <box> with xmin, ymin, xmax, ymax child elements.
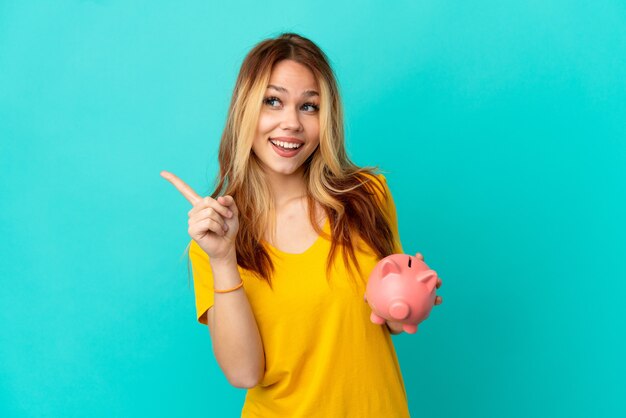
<box><xmin>370</xmin><ymin>312</ymin><xmax>386</xmax><ymax>325</ymax></box>
<box><xmin>403</xmin><ymin>324</ymin><xmax>418</xmax><ymax>334</ymax></box>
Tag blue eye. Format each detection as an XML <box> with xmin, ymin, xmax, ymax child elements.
<box><xmin>302</xmin><ymin>103</ymin><xmax>320</xmax><ymax>112</ymax></box>
<box><xmin>263</xmin><ymin>96</ymin><xmax>319</xmax><ymax>112</ymax></box>
<box><xmin>264</xmin><ymin>96</ymin><xmax>281</xmax><ymax>107</ymax></box>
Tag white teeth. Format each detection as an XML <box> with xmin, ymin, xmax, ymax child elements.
<box><xmin>270</xmin><ymin>139</ymin><xmax>303</xmax><ymax>149</ymax></box>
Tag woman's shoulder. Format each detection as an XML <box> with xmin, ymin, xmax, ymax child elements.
<box><xmin>354</xmin><ymin>170</ymin><xmax>390</xmax><ymax>201</ymax></box>
<box><xmin>357</xmin><ymin>170</ymin><xmax>386</xmax><ymax>182</ymax></box>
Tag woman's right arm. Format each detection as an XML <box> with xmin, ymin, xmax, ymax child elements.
<box><xmin>205</xmin><ymin>252</ymin><xmax>265</xmax><ymax>389</ymax></box>
<box><xmin>160</xmin><ymin>170</ymin><xmax>264</xmax><ymax>389</ymax></box>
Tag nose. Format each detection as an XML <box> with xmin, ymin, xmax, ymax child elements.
<box><xmin>279</xmin><ymin>107</ymin><xmax>303</xmax><ymax>131</ymax></box>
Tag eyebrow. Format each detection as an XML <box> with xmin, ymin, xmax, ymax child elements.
<box><xmin>267</xmin><ymin>84</ymin><xmax>319</xmax><ymax>98</ymax></box>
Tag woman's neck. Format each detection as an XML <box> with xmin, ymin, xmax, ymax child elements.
<box><xmin>266</xmin><ymin>170</ymin><xmax>308</xmax><ymax>208</ymax></box>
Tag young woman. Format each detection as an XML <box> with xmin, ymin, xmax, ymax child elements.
<box><xmin>162</xmin><ymin>32</ymin><xmax>442</xmax><ymax>417</ymax></box>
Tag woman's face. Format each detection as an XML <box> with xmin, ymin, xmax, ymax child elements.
<box><xmin>252</xmin><ymin>59</ymin><xmax>321</xmax><ymax>179</ymax></box>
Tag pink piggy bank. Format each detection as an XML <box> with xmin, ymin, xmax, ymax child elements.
<box><xmin>365</xmin><ymin>253</ymin><xmax>438</xmax><ymax>334</ymax></box>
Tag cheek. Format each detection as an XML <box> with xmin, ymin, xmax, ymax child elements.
<box><xmin>305</xmin><ymin>118</ymin><xmax>320</xmax><ymax>139</ymax></box>
<box><xmin>257</xmin><ymin>112</ymin><xmax>276</xmax><ymax>135</ymax></box>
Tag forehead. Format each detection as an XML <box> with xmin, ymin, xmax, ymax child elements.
<box><xmin>268</xmin><ymin>60</ymin><xmax>319</xmax><ymax>92</ymax></box>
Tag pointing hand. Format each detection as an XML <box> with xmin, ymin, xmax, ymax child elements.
<box><xmin>161</xmin><ymin>170</ymin><xmax>239</xmax><ymax>261</ymax></box>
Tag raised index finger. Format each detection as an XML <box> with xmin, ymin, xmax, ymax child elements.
<box><xmin>160</xmin><ymin>170</ymin><xmax>202</xmax><ymax>205</ymax></box>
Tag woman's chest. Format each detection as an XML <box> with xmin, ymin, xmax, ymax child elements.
<box><xmin>240</xmin><ymin>247</ymin><xmax>379</xmax><ymax>326</ymax></box>
<box><xmin>268</xmin><ymin>200</ymin><xmax>326</xmax><ymax>254</ymax></box>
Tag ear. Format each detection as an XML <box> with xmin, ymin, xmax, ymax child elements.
<box><xmin>417</xmin><ymin>270</ymin><xmax>438</xmax><ymax>292</ymax></box>
<box><xmin>380</xmin><ymin>258</ymin><xmax>401</xmax><ymax>278</ymax></box>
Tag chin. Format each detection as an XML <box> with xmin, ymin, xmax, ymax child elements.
<box><xmin>271</xmin><ymin>167</ymin><xmax>301</xmax><ymax>176</ymax></box>
<box><xmin>263</xmin><ymin>161</ymin><xmax>302</xmax><ymax>175</ymax></box>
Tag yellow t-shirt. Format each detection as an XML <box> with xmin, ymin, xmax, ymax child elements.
<box><xmin>189</xmin><ymin>174</ymin><xmax>409</xmax><ymax>418</ymax></box>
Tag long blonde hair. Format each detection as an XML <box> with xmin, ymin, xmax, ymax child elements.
<box><xmin>187</xmin><ymin>33</ymin><xmax>398</xmax><ymax>287</ymax></box>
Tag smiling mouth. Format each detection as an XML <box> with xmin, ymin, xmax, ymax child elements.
<box><xmin>268</xmin><ymin>138</ymin><xmax>304</xmax><ymax>150</ymax></box>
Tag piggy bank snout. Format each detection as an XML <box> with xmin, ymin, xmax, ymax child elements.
<box><xmin>389</xmin><ymin>301</ymin><xmax>410</xmax><ymax>320</ymax></box>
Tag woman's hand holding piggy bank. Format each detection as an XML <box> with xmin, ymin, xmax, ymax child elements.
<box><xmin>365</xmin><ymin>252</ymin><xmax>443</xmax><ymax>334</ymax></box>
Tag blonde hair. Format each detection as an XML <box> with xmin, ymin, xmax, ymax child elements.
<box><xmin>187</xmin><ymin>33</ymin><xmax>397</xmax><ymax>288</ymax></box>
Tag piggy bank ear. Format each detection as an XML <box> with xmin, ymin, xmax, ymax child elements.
<box><xmin>381</xmin><ymin>258</ymin><xmax>401</xmax><ymax>278</ymax></box>
<box><xmin>417</xmin><ymin>270</ymin><xmax>438</xmax><ymax>292</ymax></box>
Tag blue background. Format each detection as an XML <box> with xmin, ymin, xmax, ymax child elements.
<box><xmin>1</xmin><ymin>1</ymin><xmax>625</xmax><ymax>417</ymax></box>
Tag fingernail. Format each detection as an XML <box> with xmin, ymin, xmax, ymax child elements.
<box><xmin>223</xmin><ymin>223</ymin><xmax>229</xmax><ymax>231</ymax></box>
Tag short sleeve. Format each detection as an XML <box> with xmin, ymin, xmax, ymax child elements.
<box><xmin>376</xmin><ymin>174</ymin><xmax>404</xmax><ymax>254</ymax></box>
<box><xmin>189</xmin><ymin>239</ymin><xmax>214</xmax><ymax>325</ymax></box>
